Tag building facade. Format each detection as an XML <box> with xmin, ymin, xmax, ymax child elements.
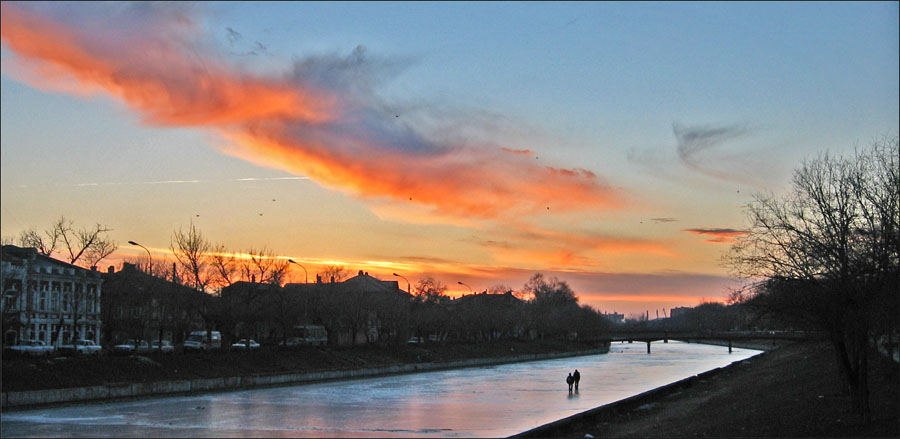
<box><xmin>1</xmin><ymin>245</ymin><xmax>102</xmax><ymax>347</ymax></box>
<box><xmin>101</xmin><ymin>262</ymin><xmax>206</xmax><ymax>346</ymax></box>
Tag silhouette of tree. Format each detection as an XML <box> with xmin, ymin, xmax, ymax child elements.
<box><xmin>523</xmin><ymin>273</ymin><xmax>579</xmax><ymax>339</ymax></box>
<box><xmin>320</xmin><ymin>265</ymin><xmax>349</xmax><ymax>283</ymax></box>
<box><xmin>727</xmin><ymin>137</ymin><xmax>899</xmax><ymax>421</ymax></box>
<box><xmin>17</xmin><ymin>216</ymin><xmax>117</xmax><ymax>268</ymax></box>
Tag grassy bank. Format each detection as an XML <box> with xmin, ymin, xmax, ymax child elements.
<box><xmin>535</xmin><ymin>341</ymin><xmax>898</xmax><ymax>437</ymax></box>
<box><xmin>1</xmin><ymin>339</ymin><xmax>602</xmax><ymax>393</ymax></box>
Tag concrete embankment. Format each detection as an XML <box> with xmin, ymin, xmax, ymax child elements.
<box><xmin>1</xmin><ymin>348</ymin><xmax>608</xmax><ymax>410</ymax></box>
<box><xmin>512</xmin><ymin>349</ymin><xmax>769</xmax><ymax>438</ymax></box>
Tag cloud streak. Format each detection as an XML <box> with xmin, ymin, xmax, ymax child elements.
<box><xmin>671</xmin><ymin>122</ymin><xmax>769</xmax><ymax>186</ymax></box>
<box><xmin>1</xmin><ymin>2</ymin><xmax>621</xmax><ymax>223</ymax></box>
<box><xmin>682</xmin><ymin>228</ymin><xmax>747</xmax><ymax>244</ymax></box>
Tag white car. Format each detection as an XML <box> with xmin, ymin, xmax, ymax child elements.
<box><xmin>59</xmin><ymin>339</ymin><xmax>102</xmax><ymax>356</ymax></box>
<box><xmin>113</xmin><ymin>339</ymin><xmax>150</xmax><ymax>355</ymax></box>
<box><xmin>8</xmin><ymin>340</ymin><xmax>55</xmax><ymax>356</ymax></box>
<box><xmin>150</xmin><ymin>340</ymin><xmax>175</xmax><ymax>354</ymax></box>
<box><xmin>231</xmin><ymin>339</ymin><xmax>260</xmax><ymax>350</ymax></box>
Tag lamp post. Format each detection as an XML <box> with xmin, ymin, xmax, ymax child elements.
<box><xmin>128</xmin><ymin>240</ymin><xmax>152</xmax><ymax>275</ymax></box>
<box><xmin>457</xmin><ymin>281</ymin><xmax>472</xmax><ymax>294</ymax></box>
<box><xmin>393</xmin><ymin>273</ymin><xmax>410</xmax><ymax>294</ymax></box>
<box><xmin>288</xmin><ymin>259</ymin><xmax>308</xmax><ymax>284</ymax></box>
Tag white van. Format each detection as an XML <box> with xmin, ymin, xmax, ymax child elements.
<box><xmin>183</xmin><ymin>330</ymin><xmax>222</xmax><ymax>352</ymax></box>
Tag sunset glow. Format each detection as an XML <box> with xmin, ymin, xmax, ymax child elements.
<box><xmin>2</xmin><ymin>1</ymin><xmax>897</xmax><ymax>316</ymax></box>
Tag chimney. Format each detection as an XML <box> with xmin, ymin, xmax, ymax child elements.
<box><xmin>251</xmin><ymin>274</ymin><xmax>256</xmax><ymax>283</ymax></box>
<box><xmin>90</xmin><ymin>266</ymin><xmax>97</xmax><ymax>272</ymax></box>
<box><xmin>107</xmin><ymin>265</ymin><xmax>115</xmax><ymax>274</ymax></box>
<box><xmin>316</xmin><ymin>274</ymin><xmax>322</xmax><ymax>284</ymax></box>
<box><xmin>358</xmin><ymin>270</ymin><xmax>364</xmax><ymax>276</ymax></box>
<box><xmin>330</xmin><ymin>276</ymin><xmax>335</xmax><ymax>283</ymax></box>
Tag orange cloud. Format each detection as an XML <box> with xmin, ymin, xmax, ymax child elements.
<box><xmin>500</xmin><ymin>147</ymin><xmax>535</xmax><ymax>156</ymax></box>
<box><xmin>1</xmin><ymin>2</ymin><xmax>621</xmax><ymax>224</ymax></box>
<box><xmin>0</xmin><ymin>3</ymin><xmax>336</xmax><ymax>127</ymax></box>
<box><xmin>475</xmin><ymin>224</ymin><xmax>675</xmax><ymax>269</ymax></box>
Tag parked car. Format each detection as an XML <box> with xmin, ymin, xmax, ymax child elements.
<box><xmin>112</xmin><ymin>339</ymin><xmax>150</xmax><ymax>355</ymax></box>
<box><xmin>59</xmin><ymin>339</ymin><xmax>102</xmax><ymax>356</ymax></box>
<box><xmin>183</xmin><ymin>331</ymin><xmax>222</xmax><ymax>352</ymax></box>
<box><xmin>7</xmin><ymin>340</ymin><xmax>55</xmax><ymax>356</ymax></box>
<box><xmin>231</xmin><ymin>339</ymin><xmax>260</xmax><ymax>350</ymax></box>
<box><xmin>284</xmin><ymin>325</ymin><xmax>328</xmax><ymax>347</ymax></box>
<box><xmin>150</xmin><ymin>340</ymin><xmax>174</xmax><ymax>354</ymax></box>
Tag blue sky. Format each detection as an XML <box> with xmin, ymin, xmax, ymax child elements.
<box><xmin>2</xmin><ymin>1</ymin><xmax>897</xmax><ymax>315</ymax></box>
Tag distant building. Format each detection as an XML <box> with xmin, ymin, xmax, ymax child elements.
<box><xmin>670</xmin><ymin>306</ymin><xmax>691</xmax><ymax>319</ymax></box>
<box><xmin>284</xmin><ymin>270</ymin><xmax>410</xmax><ymax>345</ymax></box>
<box><xmin>101</xmin><ymin>262</ymin><xmax>206</xmax><ymax>346</ymax></box>
<box><xmin>1</xmin><ymin>245</ymin><xmax>102</xmax><ymax>347</ymax></box>
<box><xmin>603</xmin><ymin>312</ymin><xmax>625</xmax><ymax>324</ymax></box>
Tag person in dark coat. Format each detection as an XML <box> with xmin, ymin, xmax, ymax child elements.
<box><xmin>566</xmin><ymin>372</ymin><xmax>574</xmax><ymax>391</ymax></box>
<box><xmin>573</xmin><ymin>369</ymin><xmax>581</xmax><ymax>391</ymax></box>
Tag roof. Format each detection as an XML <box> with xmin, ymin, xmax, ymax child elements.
<box><xmin>1</xmin><ymin>245</ymin><xmax>102</xmax><ymax>277</ymax></box>
<box><xmin>285</xmin><ymin>272</ymin><xmax>410</xmax><ymax>298</ymax></box>
<box><xmin>102</xmin><ymin>262</ymin><xmax>201</xmax><ymax>297</ymax></box>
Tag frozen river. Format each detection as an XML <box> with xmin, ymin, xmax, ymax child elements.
<box><xmin>2</xmin><ymin>341</ymin><xmax>760</xmax><ymax>438</ymax></box>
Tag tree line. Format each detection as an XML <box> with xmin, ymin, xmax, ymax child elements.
<box><xmin>4</xmin><ymin>218</ymin><xmax>613</xmax><ymax>348</ymax></box>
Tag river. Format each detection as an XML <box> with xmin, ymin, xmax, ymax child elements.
<box><xmin>1</xmin><ymin>341</ymin><xmax>761</xmax><ymax>438</ymax></box>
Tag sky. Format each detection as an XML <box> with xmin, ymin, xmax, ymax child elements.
<box><xmin>1</xmin><ymin>1</ymin><xmax>898</xmax><ymax>317</ymax></box>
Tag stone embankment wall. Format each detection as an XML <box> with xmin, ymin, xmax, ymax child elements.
<box><xmin>2</xmin><ymin>348</ymin><xmax>608</xmax><ymax>410</ymax></box>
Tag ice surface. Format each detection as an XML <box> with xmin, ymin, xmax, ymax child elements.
<box><xmin>2</xmin><ymin>342</ymin><xmax>759</xmax><ymax>438</ymax></box>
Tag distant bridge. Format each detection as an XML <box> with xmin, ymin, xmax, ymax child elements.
<box><xmin>599</xmin><ymin>330</ymin><xmax>825</xmax><ymax>353</ymax></box>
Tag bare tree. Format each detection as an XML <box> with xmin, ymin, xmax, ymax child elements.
<box><xmin>16</xmin><ymin>216</ymin><xmax>117</xmax><ymax>268</ymax></box>
<box><xmin>18</xmin><ymin>226</ymin><xmax>60</xmax><ymax>256</ymax></box>
<box><xmin>240</xmin><ymin>247</ymin><xmax>289</xmax><ymax>285</ymax></box>
<box><xmin>523</xmin><ymin>273</ymin><xmax>579</xmax><ymax>340</ymax></box>
<box><xmin>209</xmin><ymin>244</ymin><xmax>239</xmax><ymax>289</ymax></box>
<box><xmin>320</xmin><ymin>265</ymin><xmax>349</xmax><ymax>283</ymax></box>
<box><xmin>413</xmin><ymin>276</ymin><xmax>448</xmax><ymax>304</ymax></box>
<box><xmin>171</xmin><ymin>221</ymin><xmax>213</xmax><ymax>293</ymax></box>
<box><xmin>171</xmin><ymin>222</ymin><xmax>218</xmax><ymax>343</ymax></box>
<box><xmin>83</xmin><ymin>238</ymin><xmax>117</xmax><ymax>269</ymax></box>
<box><xmin>727</xmin><ymin>137</ymin><xmax>899</xmax><ymax>421</ymax></box>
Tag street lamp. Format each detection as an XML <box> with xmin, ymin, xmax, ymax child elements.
<box><xmin>128</xmin><ymin>240</ymin><xmax>152</xmax><ymax>275</ymax></box>
<box><xmin>393</xmin><ymin>273</ymin><xmax>410</xmax><ymax>294</ymax></box>
<box><xmin>457</xmin><ymin>281</ymin><xmax>472</xmax><ymax>293</ymax></box>
<box><xmin>288</xmin><ymin>259</ymin><xmax>308</xmax><ymax>284</ymax></box>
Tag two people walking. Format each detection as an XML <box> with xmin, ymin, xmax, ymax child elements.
<box><xmin>566</xmin><ymin>369</ymin><xmax>581</xmax><ymax>392</ymax></box>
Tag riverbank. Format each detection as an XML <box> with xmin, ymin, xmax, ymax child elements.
<box><xmin>1</xmin><ymin>339</ymin><xmax>608</xmax><ymax>409</ymax></box>
<box><xmin>520</xmin><ymin>340</ymin><xmax>898</xmax><ymax>437</ymax></box>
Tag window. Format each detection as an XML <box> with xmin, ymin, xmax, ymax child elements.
<box><xmin>3</xmin><ymin>290</ymin><xmax>18</xmax><ymax>311</ymax></box>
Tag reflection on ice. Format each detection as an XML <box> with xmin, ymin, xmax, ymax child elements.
<box><xmin>2</xmin><ymin>342</ymin><xmax>759</xmax><ymax>438</ymax></box>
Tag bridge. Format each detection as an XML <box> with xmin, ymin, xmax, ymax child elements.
<box><xmin>599</xmin><ymin>330</ymin><xmax>824</xmax><ymax>353</ymax></box>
